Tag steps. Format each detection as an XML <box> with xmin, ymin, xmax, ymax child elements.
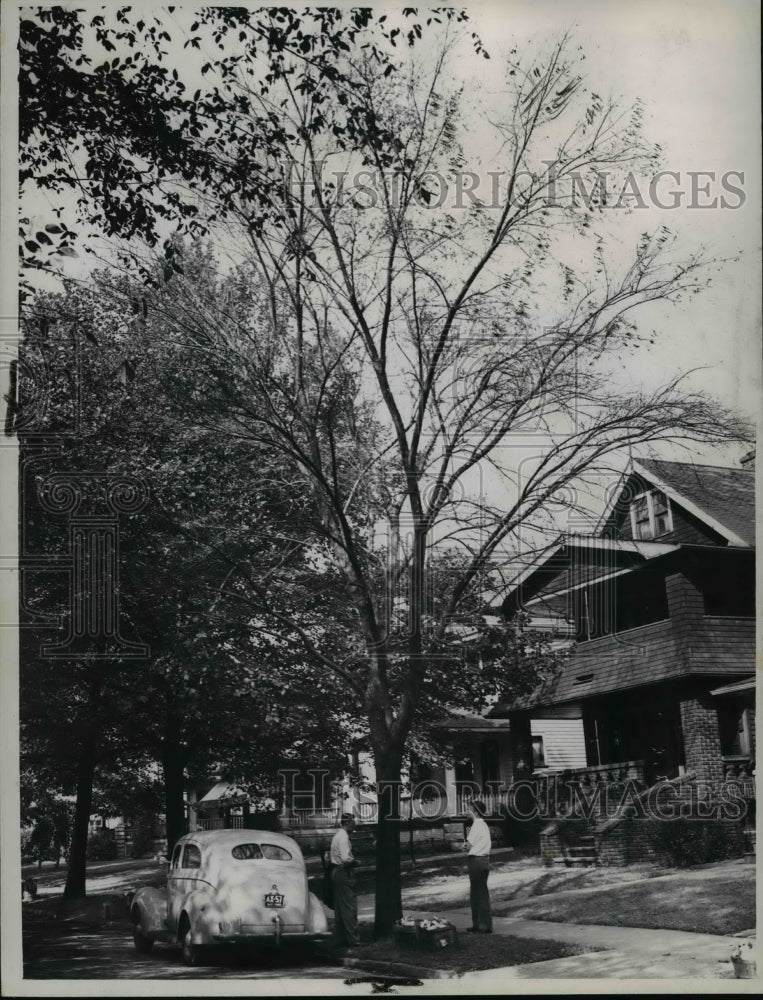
<box><xmin>556</xmin><ymin>833</ymin><xmax>598</xmax><ymax>867</ymax></box>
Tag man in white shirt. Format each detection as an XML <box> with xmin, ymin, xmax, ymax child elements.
<box><xmin>329</xmin><ymin>814</ymin><xmax>360</xmax><ymax>946</ymax></box>
<box><xmin>464</xmin><ymin>800</ymin><xmax>492</xmax><ymax>933</ymax></box>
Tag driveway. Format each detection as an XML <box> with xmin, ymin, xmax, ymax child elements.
<box><xmin>23</xmin><ymin>919</ymin><xmax>351</xmax><ymax>981</ymax></box>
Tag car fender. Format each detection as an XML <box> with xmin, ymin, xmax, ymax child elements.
<box><xmin>306</xmin><ymin>891</ymin><xmax>330</xmax><ymax>934</ymax></box>
<box><xmin>131</xmin><ymin>887</ymin><xmax>168</xmax><ymax>937</ymax></box>
<box><xmin>180</xmin><ymin>886</ymin><xmax>220</xmax><ymax>945</ymax></box>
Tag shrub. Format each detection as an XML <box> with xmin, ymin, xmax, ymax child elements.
<box><xmin>647</xmin><ymin>818</ymin><xmax>737</xmax><ymax>867</ymax></box>
<box><xmin>87</xmin><ymin>828</ymin><xmax>118</xmax><ymax>861</ymax></box>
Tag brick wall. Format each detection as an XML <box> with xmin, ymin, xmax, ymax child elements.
<box><xmin>596</xmin><ymin>818</ymin><xmax>657</xmax><ymax>865</ymax></box>
<box><xmin>680</xmin><ymin>691</ymin><xmax>725</xmax><ymax>784</ymax></box>
<box><xmin>596</xmin><ymin>816</ymin><xmax>745</xmax><ymax>866</ymax></box>
<box><xmin>748</xmin><ymin>707</ymin><xmax>756</xmax><ymax>760</ymax></box>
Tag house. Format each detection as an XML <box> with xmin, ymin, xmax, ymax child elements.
<box><xmin>489</xmin><ymin>455</ymin><xmax>756</xmax><ymax>863</ymax></box>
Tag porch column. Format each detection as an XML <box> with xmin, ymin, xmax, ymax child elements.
<box><xmin>679</xmin><ymin>688</ymin><xmax>724</xmax><ymax>784</ymax></box>
<box><xmin>187</xmin><ymin>788</ymin><xmax>198</xmax><ymax>832</ymax></box>
<box><xmin>509</xmin><ymin>713</ymin><xmax>533</xmax><ymax>782</ymax></box>
<box><xmin>443</xmin><ymin>767</ymin><xmax>458</xmax><ymax>816</ymax></box>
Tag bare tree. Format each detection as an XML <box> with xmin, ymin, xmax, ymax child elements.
<box><xmin>101</xmin><ymin>33</ymin><xmax>748</xmax><ymax>932</ymax></box>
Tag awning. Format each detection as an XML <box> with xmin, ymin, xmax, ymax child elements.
<box><xmin>710</xmin><ymin>678</ymin><xmax>756</xmax><ymax>697</ymax></box>
<box><xmin>197</xmin><ymin>781</ymin><xmax>250</xmax><ymax>807</ymax></box>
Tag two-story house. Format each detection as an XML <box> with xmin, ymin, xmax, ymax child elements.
<box><xmin>490</xmin><ymin>455</ymin><xmax>756</xmax><ymax>863</ymax></box>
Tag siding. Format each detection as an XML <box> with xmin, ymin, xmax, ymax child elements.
<box><xmin>531</xmin><ymin>718</ymin><xmax>587</xmax><ymax>769</ymax></box>
<box><xmin>536</xmin><ymin>617</ymin><xmax>755</xmax><ymax>707</ymax></box>
<box><xmin>550</xmin><ymin>619</ymin><xmax>680</xmax><ymax>702</ymax></box>
<box><xmin>689</xmin><ymin>617</ymin><xmax>756</xmax><ymax>672</ymax></box>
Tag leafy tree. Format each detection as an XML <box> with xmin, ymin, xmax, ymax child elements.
<box><xmin>19</xmin><ymin>5</ymin><xmax>480</xmax><ymax>293</ymax></box>
<box><xmin>18</xmin><ymin>264</ymin><xmax>353</xmax><ymax>893</ymax></box>
<box><xmin>20</xmin><ymin>771</ymin><xmax>72</xmax><ymax>868</ymax></box>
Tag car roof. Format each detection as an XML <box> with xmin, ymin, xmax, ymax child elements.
<box><xmin>177</xmin><ymin>829</ymin><xmax>303</xmax><ymax>854</ymax></box>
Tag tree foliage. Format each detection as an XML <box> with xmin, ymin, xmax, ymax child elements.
<box><xmin>18</xmin><ymin>261</ymin><xmax>354</xmax><ymax>890</ymax></box>
<box><xmin>19</xmin><ymin>5</ymin><xmax>482</xmax><ymax>293</ymax></box>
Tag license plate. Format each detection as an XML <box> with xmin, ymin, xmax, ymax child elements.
<box><xmin>264</xmin><ymin>892</ymin><xmax>285</xmax><ymax>908</ymax></box>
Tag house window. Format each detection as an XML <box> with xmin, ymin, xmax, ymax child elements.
<box><xmin>630</xmin><ymin>490</ymin><xmax>673</xmax><ymax>539</ymax></box>
<box><xmin>719</xmin><ymin>704</ymin><xmax>752</xmax><ymax>758</ymax></box>
<box><xmin>531</xmin><ymin>736</ymin><xmax>545</xmax><ymax>768</ymax></box>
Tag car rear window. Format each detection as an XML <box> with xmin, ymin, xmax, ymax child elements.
<box><xmin>231</xmin><ymin>843</ymin><xmax>263</xmax><ymax>860</ymax></box>
<box><xmin>261</xmin><ymin>844</ymin><xmax>292</xmax><ymax>861</ymax></box>
<box><xmin>230</xmin><ymin>843</ymin><xmax>292</xmax><ymax>861</ymax></box>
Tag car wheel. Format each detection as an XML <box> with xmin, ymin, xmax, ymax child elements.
<box><xmin>180</xmin><ymin>919</ymin><xmax>204</xmax><ymax>967</ymax></box>
<box><xmin>132</xmin><ymin>919</ymin><xmax>154</xmax><ymax>955</ymax></box>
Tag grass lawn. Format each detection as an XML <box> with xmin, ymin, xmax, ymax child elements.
<box><xmin>347</xmin><ymin>931</ymin><xmax>597</xmax><ymax>973</ymax></box>
<box><xmin>496</xmin><ymin>872</ymin><xmax>755</xmax><ymax>936</ymax></box>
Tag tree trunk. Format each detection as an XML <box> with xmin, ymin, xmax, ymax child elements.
<box><xmin>63</xmin><ymin>721</ymin><xmax>99</xmax><ymax>899</ymax></box>
<box><xmin>373</xmin><ymin>752</ymin><xmax>404</xmax><ymax>936</ymax></box>
<box><xmin>162</xmin><ymin>723</ymin><xmax>189</xmax><ymax>853</ymax></box>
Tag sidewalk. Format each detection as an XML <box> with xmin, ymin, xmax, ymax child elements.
<box><xmin>412</xmin><ymin>907</ymin><xmax>744</xmax><ymax>979</ymax></box>
<box><xmin>354</xmin><ymin>863</ymin><xmax>756</xmax><ymax>981</ymax></box>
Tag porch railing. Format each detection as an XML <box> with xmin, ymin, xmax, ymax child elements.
<box><xmin>197</xmin><ymin>815</ymin><xmax>245</xmax><ymax>831</ymax></box>
<box><xmin>280</xmin><ymin>806</ymin><xmax>343</xmax><ymax>828</ymax></box>
<box><xmin>534</xmin><ymin>760</ymin><xmax>647</xmax><ymax>784</ymax></box>
<box><xmin>454</xmin><ymin>789</ymin><xmax>504</xmax><ymax>817</ymax></box>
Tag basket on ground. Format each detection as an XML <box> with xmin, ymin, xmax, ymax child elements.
<box><xmin>393</xmin><ymin>916</ymin><xmax>458</xmax><ymax>951</ymax></box>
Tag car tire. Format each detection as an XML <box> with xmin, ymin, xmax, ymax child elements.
<box><xmin>180</xmin><ymin>918</ymin><xmax>205</xmax><ymax>967</ymax></box>
<box><xmin>132</xmin><ymin>919</ymin><xmax>154</xmax><ymax>955</ymax></box>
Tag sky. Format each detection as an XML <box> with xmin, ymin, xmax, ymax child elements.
<box><xmin>460</xmin><ymin>0</ymin><xmax>761</xmax><ymax>432</ymax></box>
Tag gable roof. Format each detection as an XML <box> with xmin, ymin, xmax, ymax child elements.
<box><xmin>431</xmin><ymin>712</ymin><xmax>509</xmax><ymax>733</ymax></box>
<box><xmin>633</xmin><ymin>459</ymin><xmax>755</xmax><ymax>547</ymax></box>
<box><xmin>497</xmin><ymin>535</ymin><xmax>678</xmax><ymax>613</ymax></box>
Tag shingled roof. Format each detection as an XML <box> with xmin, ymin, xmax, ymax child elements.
<box><xmin>636</xmin><ymin>459</ymin><xmax>755</xmax><ymax>547</ymax></box>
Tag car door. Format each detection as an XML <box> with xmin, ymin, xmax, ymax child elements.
<box><xmin>166</xmin><ymin>842</ymin><xmax>185</xmax><ymax>932</ymax></box>
<box><xmin>181</xmin><ymin>842</ymin><xmax>203</xmax><ymax>907</ymax></box>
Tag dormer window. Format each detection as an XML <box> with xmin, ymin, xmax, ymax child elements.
<box><xmin>630</xmin><ymin>489</ymin><xmax>673</xmax><ymax>539</ymax></box>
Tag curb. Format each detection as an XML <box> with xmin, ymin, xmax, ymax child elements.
<box><xmin>340</xmin><ymin>956</ymin><xmax>461</xmax><ymax>980</ymax></box>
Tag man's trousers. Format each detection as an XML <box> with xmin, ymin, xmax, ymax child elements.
<box><xmin>467</xmin><ymin>855</ymin><xmax>492</xmax><ymax>931</ymax></box>
<box><xmin>331</xmin><ymin>865</ymin><xmax>359</xmax><ymax>945</ymax></box>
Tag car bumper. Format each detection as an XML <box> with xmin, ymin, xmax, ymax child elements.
<box><xmin>212</xmin><ymin>932</ymin><xmax>332</xmax><ymax>945</ymax></box>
